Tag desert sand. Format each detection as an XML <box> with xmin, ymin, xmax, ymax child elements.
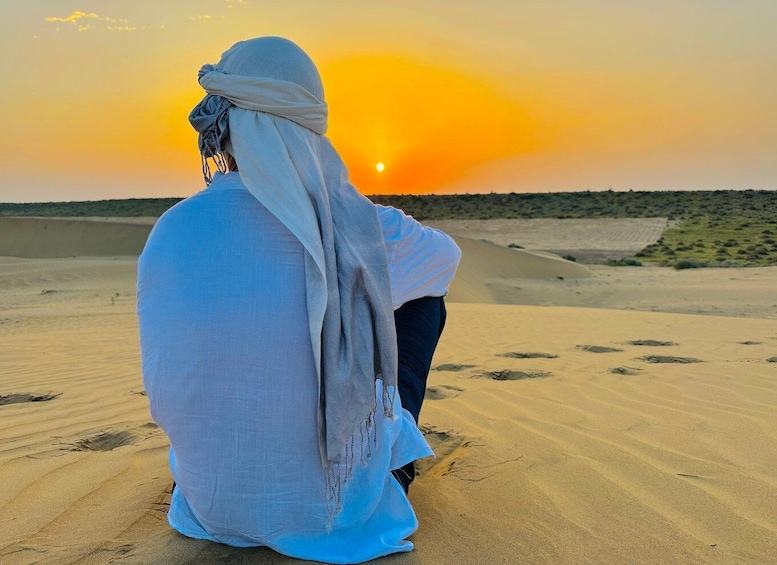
<box><xmin>1</xmin><ymin>217</ymin><xmax>776</xmax><ymax>564</ymax></box>
<box><xmin>428</xmin><ymin>217</ymin><xmax>671</xmax><ymax>264</ymax></box>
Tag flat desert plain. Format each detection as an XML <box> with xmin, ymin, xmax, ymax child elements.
<box><xmin>1</xmin><ymin>216</ymin><xmax>776</xmax><ymax>564</ymax></box>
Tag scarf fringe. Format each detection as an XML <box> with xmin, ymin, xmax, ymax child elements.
<box><xmin>324</xmin><ymin>400</ymin><xmax>382</xmax><ymax>526</ymax></box>
<box><xmin>201</xmin><ymin>152</ymin><xmax>229</xmax><ymax>186</ymax></box>
<box><xmin>381</xmin><ymin>375</ymin><xmax>396</xmax><ymax>418</ymax></box>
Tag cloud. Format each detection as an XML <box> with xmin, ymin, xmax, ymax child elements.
<box><xmin>45</xmin><ymin>11</ymin><xmax>101</xmax><ymax>24</ymax></box>
<box><xmin>189</xmin><ymin>14</ymin><xmax>213</xmax><ymax>23</ymax></box>
<box><xmin>44</xmin><ymin>11</ymin><xmax>134</xmax><ymax>31</ymax></box>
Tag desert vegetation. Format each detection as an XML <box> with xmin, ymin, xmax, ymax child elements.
<box><xmin>2</xmin><ymin>190</ymin><xmax>775</xmax><ymax>267</ymax></box>
<box><xmin>371</xmin><ymin>190</ymin><xmax>777</xmax><ymax>222</ymax></box>
<box><xmin>634</xmin><ymin>217</ymin><xmax>777</xmax><ymax>268</ymax></box>
<box><xmin>2</xmin><ymin>189</ymin><xmax>776</xmax><ymax>221</ymax></box>
<box><xmin>607</xmin><ymin>258</ymin><xmax>643</xmax><ymax>267</ymax></box>
<box><xmin>0</xmin><ymin>198</ymin><xmax>182</xmax><ymax>218</ymax></box>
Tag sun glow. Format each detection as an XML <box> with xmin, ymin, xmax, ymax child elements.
<box><xmin>323</xmin><ymin>56</ymin><xmax>538</xmax><ymax>195</ymax></box>
<box><xmin>376</xmin><ymin>162</ymin><xmax>385</xmax><ymax>172</ymax></box>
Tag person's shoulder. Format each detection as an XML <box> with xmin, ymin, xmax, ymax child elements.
<box><xmin>142</xmin><ymin>187</ymin><xmax>221</xmax><ymax>259</ymax></box>
<box><xmin>375</xmin><ymin>204</ymin><xmax>414</xmax><ymax>239</ymax></box>
<box><xmin>153</xmin><ymin>189</ymin><xmax>209</xmax><ymax>228</ymax></box>
<box><xmin>375</xmin><ymin>204</ymin><xmax>411</xmax><ymax>221</ymax></box>
<box><xmin>157</xmin><ymin>174</ymin><xmax>242</xmax><ymax>221</ymax></box>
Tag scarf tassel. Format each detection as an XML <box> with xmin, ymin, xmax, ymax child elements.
<box><xmin>201</xmin><ymin>149</ymin><xmax>229</xmax><ymax>186</ymax></box>
<box><xmin>324</xmin><ymin>400</ymin><xmax>381</xmax><ymax>527</ymax></box>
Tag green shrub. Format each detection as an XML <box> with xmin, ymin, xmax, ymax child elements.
<box><xmin>673</xmin><ymin>259</ymin><xmax>705</xmax><ymax>270</ymax></box>
<box><xmin>607</xmin><ymin>258</ymin><xmax>642</xmax><ymax>267</ymax></box>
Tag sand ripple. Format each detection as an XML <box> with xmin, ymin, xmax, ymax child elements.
<box><xmin>1</xmin><ymin>254</ymin><xmax>776</xmax><ymax>564</ymax></box>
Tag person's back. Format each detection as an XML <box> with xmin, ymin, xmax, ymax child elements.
<box><xmin>137</xmin><ymin>37</ymin><xmax>459</xmax><ymax>563</ymax></box>
<box><xmin>139</xmin><ymin>172</ymin><xmax>438</xmax><ymax>562</ymax></box>
<box><xmin>139</xmin><ymin>174</ymin><xmax>324</xmax><ymax>535</ymax></box>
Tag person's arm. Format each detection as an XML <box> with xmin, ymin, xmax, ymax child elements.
<box><xmin>377</xmin><ymin>205</ymin><xmax>461</xmax><ymax>310</ymax></box>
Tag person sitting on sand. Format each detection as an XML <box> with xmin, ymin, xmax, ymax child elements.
<box><xmin>136</xmin><ymin>36</ymin><xmax>460</xmax><ymax>563</ymax></box>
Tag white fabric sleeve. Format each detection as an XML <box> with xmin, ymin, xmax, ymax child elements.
<box><xmin>377</xmin><ymin>204</ymin><xmax>461</xmax><ymax>310</ymax></box>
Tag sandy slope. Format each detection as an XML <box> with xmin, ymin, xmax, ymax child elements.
<box><xmin>0</xmin><ymin>218</ymin><xmax>152</xmax><ymax>259</ymax></box>
<box><xmin>445</xmin><ymin>237</ymin><xmax>776</xmax><ymax>320</ymax></box>
<box><xmin>445</xmin><ymin>237</ymin><xmax>593</xmax><ymax>304</ymax></box>
<box><xmin>1</xmin><ymin>219</ymin><xmax>776</xmax><ymax>564</ymax></box>
<box><xmin>428</xmin><ymin>218</ymin><xmax>670</xmax><ymax>263</ymax></box>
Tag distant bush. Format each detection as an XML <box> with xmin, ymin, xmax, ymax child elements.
<box><xmin>561</xmin><ymin>255</ymin><xmax>577</xmax><ymax>262</ymax></box>
<box><xmin>672</xmin><ymin>259</ymin><xmax>706</xmax><ymax>270</ymax></box>
<box><xmin>508</xmin><ymin>243</ymin><xmax>524</xmax><ymax>249</ymax></box>
<box><xmin>711</xmin><ymin>260</ymin><xmax>746</xmax><ymax>268</ymax></box>
<box><xmin>607</xmin><ymin>258</ymin><xmax>642</xmax><ymax>267</ymax></box>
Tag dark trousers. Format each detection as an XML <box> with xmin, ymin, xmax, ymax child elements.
<box><xmin>391</xmin><ymin>296</ymin><xmax>447</xmax><ymax>492</ymax></box>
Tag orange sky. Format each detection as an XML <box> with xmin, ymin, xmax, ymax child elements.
<box><xmin>1</xmin><ymin>1</ymin><xmax>776</xmax><ymax>201</ymax></box>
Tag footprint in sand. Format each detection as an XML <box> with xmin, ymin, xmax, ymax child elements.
<box><xmin>577</xmin><ymin>345</ymin><xmax>623</xmax><ymax>353</ymax></box>
<box><xmin>640</xmin><ymin>355</ymin><xmax>703</xmax><ymax>364</ymax></box>
<box><xmin>476</xmin><ymin>370</ymin><xmax>550</xmax><ymax>381</ymax></box>
<box><xmin>432</xmin><ymin>363</ymin><xmax>476</xmax><ymax>372</ymax></box>
<box><xmin>628</xmin><ymin>340</ymin><xmax>677</xmax><ymax>346</ymax></box>
<box><xmin>71</xmin><ymin>430</ymin><xmax>138</xmax><ymax>452</ymax></box>
<box><xmin>416</xmin><ymin>425</ymin><xmax>469</xmax><ymax>475</ymax></box>
<box><xmin>499</xmin><ymin>352</ymin><xmax>558</xmax><ymax>359</ymax></box>
<box><xmin>0</xmin><ymin>392</ymin><xmax>61</xmax><ymax>406</ymax></box>
<box><xmin>426</xmin><ymin>385</ymin><xmax>463</xmax><ymax>400</ymax></box>
<box><xmin>610</xmin><ymin>366</ymin><xmax>643</xmax><ymax>375</ymax></box>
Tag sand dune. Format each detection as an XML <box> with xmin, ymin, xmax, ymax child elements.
<box><xmin>420</xmin><ymin>304</ymin><xmax>777</xmax><ymax>564</ymax></box>
<box><xmin>446</xmin><ymin>236</ymin><xmax>593</xmax><ymax>304</ymax></box>
<box><xmin>0</xmin><ymin>217</ymin><xmax>153</xmax><ymax>258</ymax></box>
<box><xmin>5</xmin><ymin>216</ymin><xmax>771</xmax><ymax>318</ymax></box>
<box><xmin>1</xmin><ymin>217</ymin><xmax>777</xmax><ymax>564</ymax></box>
<box><xmin>0</xmin><ymin>217</ymin><xmax>597</xmax><ymax>305</ymax></box>
<box><xmin>429</xmin><ymin>218</ymin><xmax>669</xmax><ymax>263</ymax></box>
<box><xmin>447</xmin><ymin>236</ymin><xmax>776</xmax><ymax>319</ymax></box>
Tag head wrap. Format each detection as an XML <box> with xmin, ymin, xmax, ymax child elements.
<box><xmin>188</xmin><ymin>37</ymin><xmax>397</xmax><ymax>514</ymax></box>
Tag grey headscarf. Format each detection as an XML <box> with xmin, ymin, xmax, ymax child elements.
<box><xmin>188</xmin><ymin>37</ymin><xmax>397</xmax><ymax>513</ymax></box>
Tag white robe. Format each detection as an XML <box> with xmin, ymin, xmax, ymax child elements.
<box><xmin>137</xmin><ymin>172</ymin><xmax>460</xmax><ymax>563</ymax></box>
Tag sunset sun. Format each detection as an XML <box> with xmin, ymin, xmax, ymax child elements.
<box><xmin>376</xmin><ymin>162</ymin><xmax>385</xmax><ymax>172</ymax></box>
